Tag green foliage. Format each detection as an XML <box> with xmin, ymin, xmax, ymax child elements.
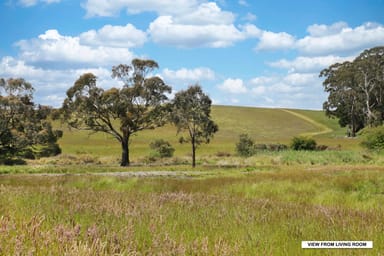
<box><xmin>0</xmin><ymin>78</ymin><xmax>62</xmax><ymax>163</ymax></box>
<box><xmin>321</xmin><ymin>46</ymin><xmax>384</xmax><ymax>135</ymax></box>
<box><xmin>290</xmin><ymin>136</ymin><xmax>317</xmax><ymax>151</ymax></box>
<box><xmin>62</xmin><ymin>59</ymin><xmax>171</xmax><ymax>166</ymax></box>
<box><xmin>236</xmin><ymin>134</ymin><xmax>288</xmax><ymax>157</ymax></box>
<box><xmin>360</xmin><ymin>126</ymin><xmax>384</xmax><ymax>150</ymax></box>
<box><xmin>149</xmin><ymin>139</ymin><xmax>175</xmax><ymax>158</ymax></box>
<box><xmin>236</xmin><ymin>134</ymin><xmax>255</xmax><ymax>157</ymax></box>
<box><xmin>171</xmin><ymin>84</ymin><xmax>218</xmax><ymax>167</ymax></box>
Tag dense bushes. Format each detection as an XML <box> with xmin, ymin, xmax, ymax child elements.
<box><xmin>149</xmin><ymin>139</ymin><xmax>175</xmax><ymax>158</ymax></box>
<box><xmin>236</xmin><ymin>134</ymin><xmax>287</xmax><ymax>157</ymax></box>
<box><xmin>360</xmin><ymin>126</ymin><xmax>384</xmax><ymax>150</ymax></box>
<box><xmin>290</xmin><ymin>136</ymin><xmax>317</xmax><ymax>151</ymax></box>
<box><xmin>236</xmin><ymin>134</ymin><xmax>323</xmax><ymax>157</ymax></box>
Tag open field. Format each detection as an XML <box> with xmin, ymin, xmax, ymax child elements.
<box><xmin>1</xmin><ymin>166</ymin><xmax>383</xmax><ymax>255</ymax></box>
<box><xmin>1</xmin><ymin>105</ymin><xmax>383</xmax><ymax>255</ymax></box>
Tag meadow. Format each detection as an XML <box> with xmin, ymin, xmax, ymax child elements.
<box><xmin>1</xmin><ymin>106</ymin><xmax>383</xmax><ymax>255</ymax></box>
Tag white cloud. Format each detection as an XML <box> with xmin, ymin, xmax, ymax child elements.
<box><xmin>269</xmin><ymin>55</ymin><xmax>353</xmax><ymax>73</ymax></box>
<box><xmin>16</xmin><ymin>29</ymin><xmax>134</xmax><ymax>68</ymax></box>
<box><xmin>243</xmin><ymin>12</ymin><xmax>257</xmax><ymax>22</ymax></box>
<box><xmin>18</xmin><ymin>0</ymin><xmax>60</xmax><ymax>7</ymax></box>
<box><xmin>256</xmin><ymin>31</ymin><xmax>296</xmax><ymax>51</ymax></box>
<box><xmin>79</xmin><ymin>24</ymin><xmax>147</xmax><ymax>48</ymax></box>
<box><xmin>0</xmin><ymin>56</ymin><xmax>117</xmax><ymax>107</ymax></box>
<box><xmin>297</xmin><ymin>22</ymin><xmax>384</xmax><ymax>56</ymax></box>
<box><xmin>218</xmin><ymin>78</ymin><xmax>247</xmax><ymax>94</ymax></box>
<box><xmin>82</xmin><ymin>0</ymin><xmax>198</xmax><ymax>17</ymax></box>
<box><xmin>306</xmin><ymin>21</ymin><xmax>349</xmax><ymax>37</ymax></box>
<box><xmin>149</xmin><ymin>16</ymin><xmax>247</xmax><ymax>48</ymax></box>
<box><xmin>162</xmin><ymin>67</ymin><xmax>215</xmax><ymax>82</ymax></box>
<box><xmin>175</xmin><ymin>2</ymin><xmax>234</xmax><ymax>25</ymax></box>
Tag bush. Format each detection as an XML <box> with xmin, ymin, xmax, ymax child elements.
<box><xmin>236</xmin><ymin>134</ymin><xmax>255</xmax><ymax>157</ymax></box>
<box><xmin>361</xmin><ymin>126</ymin><xmax>384</xmax><ymax>150</ymax></box>
<box><xmin>290</xmin><ymin>136</ymin><xmax>317</xmax><ymax>151</ymax></box>
<box><xmin>149</xmin><ymin>139</ymin><xmax>175</xmax><ymax>158</ymax></box>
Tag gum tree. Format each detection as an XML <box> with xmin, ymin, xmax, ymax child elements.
<box><xmin>171</xmin><ymin>84</ymin><xmax>218</xmax><ymax>167</ymax></box>
<box><xmin>62</xmin><ymin>59</ymin><xmax>171</xmax><ymax>166</ymax></box>
<box><xmin>0</xmin><ymin>78</ymin><xmax>62</xmax><ymax>162</ymax></box>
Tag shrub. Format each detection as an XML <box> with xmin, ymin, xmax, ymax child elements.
<box><xmin>290</xmin><ymin>136</ymin><xmax>317</xmax><ymax>151</ymax></box>
<box><xmin>236</xmin><ymin>134</ymin><xmax>255</xmax><ymax>157</ymax></box>
<box><xmin>149</xmin><ymin>139</ymin><xmax>175</xmax><ymax>158</ymax></box>
<box><xmin>361</xmin><ymin>126</ymin><xmax>384</xmax><ymax>150</ymax></box>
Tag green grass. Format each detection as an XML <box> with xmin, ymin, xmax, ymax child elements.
<box><xmin>2</xmin><ymin>105</ymin><xmax>383</xmax><ymax>255</ymax></box>
<box><xmin>55</xmin><ymin>105</ymin><xmax>361</xmax><ymax>162</ymax></box>
<box><xmin>1</xmin><ymin>167</ymin><xmax>383</xmax><ymax>255</ymax></box>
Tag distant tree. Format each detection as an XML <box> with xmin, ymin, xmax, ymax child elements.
<box><xmin>320</xmin><ymin>46</ymin><xmax>384</xmax><ymax>136</ymax></box>
<box><xmin>171</xmin><ymin>85</ymin><xmax>218</xmax><ymax>167</ymax></box>
<box><xmin>62</xmin><ymin>59</ymin><xmax>171</xmax><ymax>166</ymax></box>
<box><xmin>0</xmin><ymin>78</ymin><xmax>62</xmax><ymax>163</ymax></box>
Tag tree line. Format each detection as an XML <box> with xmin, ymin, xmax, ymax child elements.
<box><xmin>1</xmin><ymin>59</ymin><xmax>218</xmax><ymax>167</ymax></box>
<box><xmin>321</xmin><ymin>46</ymin><xmax>384</xmax><ymax>137</ymax></box>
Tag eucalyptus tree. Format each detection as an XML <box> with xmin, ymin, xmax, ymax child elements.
<box><xmin>62</xmin><ymin>59</ymin><xmax>171</xmax><ymax>166</ymax></box>
<box><xmin>0</xmin><ymin>78</ymin><xmax>62</xmax><ymax>162</ymax></box>
<box><xmin>171</xmin><ymin>84</ymin><xmax>218</xmax><ymax>167</ymax></box>
<box><xmin>320</xmin><ymin>46</ymin><xmax>384</xmax><ymax>136</ymax></box>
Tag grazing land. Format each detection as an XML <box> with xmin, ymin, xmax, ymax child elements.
<box><xmin>1</xmin><ymin>105</ymin><xmax>383</xmax><ymax>255</ymax></box>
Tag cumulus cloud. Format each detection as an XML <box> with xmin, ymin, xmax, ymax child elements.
<box><xmin>149</xmin><ymin>16</ymin><xmax>236</xmax><ymax>48</ymax></box>
<box><xmin>79</xmin><ymin>24</ymin><xmax>147</xmax><ymax>48</ymax></box>
<box><xmin>297</xmin><ymin>22</ymin><xmax>384</xmax><ymax>56</ymax></box>
<box><xmin>0</xmin><ymin>56</ymin><xmax>117</xmax><ymax>106</ymax></box>
<box><xmin>175</xmin><ymin>2</ymin><xmax>235</xmax><ymax>25</ymax></box>
<box><xmin>218</xmin><ymin>78</ymin><xmax>247</xmax><ymax>94</ymax></box>
<box><xmin>162</xmin><ymin>67</ymin><xmax>215</xmax><ymax>82</ymax></box>
<box><xmin>16</xmin><ymin>29</ymin><xmax>134</xmax><ymax>68</ymax></box>
<box><xmin>256</xmin><ymin>31</ymin><xmax>296</xmax><ymax>51</ymax></box>
<box><xmin>269</xmin><ymin>55</ymin><xmax>354</xmax><ymax>73</ymax></box>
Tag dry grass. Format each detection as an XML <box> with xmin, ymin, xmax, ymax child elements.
<box><xmin>1</xmin><ymin>166</ymin><xmax>383</xmax><ymax>255</ymax></box>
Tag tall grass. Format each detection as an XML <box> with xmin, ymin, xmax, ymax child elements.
<box><xmin>1</xmin><ymin>167</ymin><xmax>383</xmax><ymax>255</ymax></box>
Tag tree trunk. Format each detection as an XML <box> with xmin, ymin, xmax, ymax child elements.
<box><xmin>191</xmin><ymin>136</ymin><xmax>196</xmax><ymax>168</ymax></box>
<box><xmin>120</xmin><ymin>135</ymin><xmax>130</xmax><ymax>167</ymax></box>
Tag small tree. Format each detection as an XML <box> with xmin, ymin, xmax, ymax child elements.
<box><xmin>62</xmin><ymin>59</ymin><xmax>171</xmax><ymax>166</ymax></box>
<box><xmin>236</xmin><ymin>134</ymin><xmax>255</xmax><ymax>157</ymax></box>
<box><xmin>150</xmin><ymin>139</ymin><xmax>175</xmax><ymax>158</ymax></box>
<box><xmin>171</xmin><ymin>85</ymin><xmax>218</xmax><ymax>167</ymax></box>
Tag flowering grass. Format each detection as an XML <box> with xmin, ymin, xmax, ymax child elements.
<box><xmin>1</xmin><ymin>166</ymin><xmax>383</xmax><ymax>255</ymax></box>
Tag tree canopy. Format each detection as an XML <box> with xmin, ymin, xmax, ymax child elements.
<box><xmin>62</xmin><ymin>59</ymin><xmax>171</xmax><ymax>166</ymax></box>
<box><xmin>320</xmin><ymin>46</ymin><xmax>384</xmax><ymax>136</ymax></box>
<box><xmin>171</xmin><ymin>84</ymin><xmax>218</xmax><ymax>167</ymax></box>
<box><xmin>0</xmin><ymin>78</ymin><xmax>62</xmax><ymax>163</ymax></box>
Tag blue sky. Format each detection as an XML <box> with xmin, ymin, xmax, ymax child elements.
<box><xmin>1</xmin><ymin>0</ymin><xmax>383</xmax><ymax>109</ymax></box>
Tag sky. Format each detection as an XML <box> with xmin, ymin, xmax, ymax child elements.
<box><xmin>0</xmin><ymin>0</ymin><xmax>383</xmax><ymax>109</ymax></box>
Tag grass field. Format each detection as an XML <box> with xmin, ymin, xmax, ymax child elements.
<box><xmin>1</xmin><ymin>105</ymin><xmax>383</xmax><ymax>255</ymax></box>
<box><xmin>55</xmin><ymin>105</ymin><xmax>360</xmax><ymax>164</ymax></box>
<box><xmin>1</xmin><ymin>166</ymin><xmax>383</xmax><ymax>255</ymax></box>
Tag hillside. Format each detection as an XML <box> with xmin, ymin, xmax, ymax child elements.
<box><xmin>57</xmin><ymin>105</ymin><xmax>359</xmax><ymax>160</ymax></box>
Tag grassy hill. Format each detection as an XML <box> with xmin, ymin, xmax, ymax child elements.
<box><xmin>56</xmin><ymin>105</ymin><xmax>359</xmax><ymax>161</ymax></box>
